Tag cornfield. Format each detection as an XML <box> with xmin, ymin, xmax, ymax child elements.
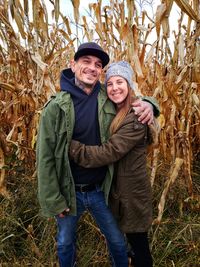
<box><xmin>0</xmin><ymin>0</ymin><xmax>200</xmax><ymax>266</ymax></box>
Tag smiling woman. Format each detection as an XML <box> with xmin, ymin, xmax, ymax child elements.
<box><xmin>105</xmin><ymin>61</ymin><xmax>135</xmax><ymax>109</ymax></box>
<box><xmin>107</xmin><ymin>76</ymin><xmax>129</xmax><ymax>107</ymax></box>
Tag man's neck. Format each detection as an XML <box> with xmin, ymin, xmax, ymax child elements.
<box><xmin>75</xmin><ymin>78</ymin><xmax>94</xmax><ymax>95</ymax></box>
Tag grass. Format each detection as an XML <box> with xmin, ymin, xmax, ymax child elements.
<box><xmin>0</xmin><ymin>161</ymin><xmax>199</xmax><ymax>267</ymax></box>
<box><xmin>151</xmin><ymin>215</ymin><xmax>200</xmax><ymax>267</ymax></box>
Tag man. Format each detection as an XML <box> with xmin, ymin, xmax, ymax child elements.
<box><xmin>36</xmin><ymin>42</ymin><xmax>159</xmax><ymax>267</ymax></box>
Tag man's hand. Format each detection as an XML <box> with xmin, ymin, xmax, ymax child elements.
<box><xmin>131</xmin><ymin>99</ymin><xmax>154</xmax><ymax>125</ymax></box>
<box><xmin>58</xmin><ymin>208</ymin><xmax>70</xmax><ymax>218</ymax></box>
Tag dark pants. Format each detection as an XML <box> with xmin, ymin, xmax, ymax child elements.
<box><xmin>126</xmin><ymin>232</ymin><xmax>153</xmax><ymax>267</ymax></box>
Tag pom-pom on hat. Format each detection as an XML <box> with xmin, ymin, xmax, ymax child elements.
<box><xmin>105</xmin><ymin>61</ymin><xmax>135</xmax><ymax>90</ymax></box>
<box><xmin>74</xmin><ymin>42</ymin><xmax>110</xmax><ymax>68</ymax></box>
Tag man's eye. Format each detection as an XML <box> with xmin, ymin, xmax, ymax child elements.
<box><xmin>96</xmin><ymin>64</ymin><xmax>102</xmax><ymax>68</ymax></box>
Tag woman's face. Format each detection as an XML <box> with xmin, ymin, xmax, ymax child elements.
<box><xmin>107</xmin><ymin>76</ymin><xmax>129</xmax><ymax>107</ymax></box>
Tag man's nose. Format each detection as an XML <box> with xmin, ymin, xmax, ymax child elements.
<box><xmin>88</xmin><ymin>63</ymin><xmax>96</xmax><ymax>71</ymax></box>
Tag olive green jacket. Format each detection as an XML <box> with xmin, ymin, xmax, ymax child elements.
<box><xmin>36</xmin><ymin>89</ymin><xmax>116</xmax><ymax>217</ymax></box>
<box><xmin>69</xmin><ymin>111</ymin><xmax>154</xmax><ymax>232</ymax></box>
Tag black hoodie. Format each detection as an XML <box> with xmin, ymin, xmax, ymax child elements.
<box><xmin>60</xmin><ymin>68</ymin><xmax>107</xmax><ymax>185</ymax></box>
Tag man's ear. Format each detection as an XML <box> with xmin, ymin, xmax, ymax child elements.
<box><xmin>70</xmin><ymin>60</ymin><xmax>76</xmax><ymax>72</ymax></box>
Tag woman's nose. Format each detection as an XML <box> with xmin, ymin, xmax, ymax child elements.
<box><xmin>112</xmin><ymin>83</ymin><xmax>118</xmax><ymax>91</ymax></box>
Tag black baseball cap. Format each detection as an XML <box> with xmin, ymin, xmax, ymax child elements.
<box><xmin>74</xmin><ymin>42</ymin><xmax>110</xmax><ymax>68</ymax></box>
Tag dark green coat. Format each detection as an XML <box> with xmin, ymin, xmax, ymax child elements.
<box><xmin>36</xmin><ymin>90</ymin><xmax>115</xmax><ymax>217</ymax></box>
<box><xmin>70</xmin><ymin>111</ymin><xmax>153</xmax><ymax>233</ymax></box>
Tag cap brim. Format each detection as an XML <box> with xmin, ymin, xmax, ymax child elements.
<box><xmin>74</xmin><ymin>48</ymin><xmax>110</xmax><ymax>68</ymax></box>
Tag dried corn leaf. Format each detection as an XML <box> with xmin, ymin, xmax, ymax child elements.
<box><xmin>58</xmin><ymin>29</ymin><xmax>72</xmax><ymax>42</ymax></box>
<box><xmin>132</xmin><ymin>24</ymin><xmax>139</xmax><ymax>52</ymax></box>
<box><xmin>132</xmin><ymin>52</ymin><xmax>144</xmax><ymax>78</ymax></box>
<box><xmin>13</xmin><ymin>6</ymin><xmax>26</xmax><ymax>39</ymax></box>
<box><xmin>174</xmin><ymin>65</ymin><xmax>189</xmax><ymax>91</ymax></box>
<box><xmin>14</xmin><ymin>0</ymin><xmax>24</xmax><ymax>14</ymax></box>
<box><xmin>155</xmin><ymin>3</ymin><xmax>166</xmax><ymax>36</ymax></box>
<box><xmin>93</xmin><ymin>2</ymin><xmax>102</xmax><ymax>27</ymax></box>
<box><xmin>119</xmin><ymin>2</ymin><xmax>125</xmax><ymax>28</ymax></box>
<box><xmin>31</xmin><ymin>52</ymin><xmax>48</xmax><ymax>71</ymax></box>
<box><xmin>126</xmin><ymin>0</ymin><xmax>134</xmax><ymax>24</ymax></box>
<box><xmin>158</xmin><ymin>114</ymin><xmax>166</xmax><ymax>129</ymax></box>
<box><xmin>145</xmin><ymin>40</ymin><xmax>158</xmax><ymax>64</ymax></box>
<box><xmin>178</xmin><ymin>34</ymin><xmax>185</xmax><ymax>66</ymax></box>
<box><xmin>193</xmin><ymin>41</ymin><xmax>200</xmax><ymax>82</ymax></box>
<box><xmin>9</xmin><ymin>0</ymin><xmax>14</xmax><ymax>18</ymax></box>
<box><xmin>94</xmin><ymin>23</ymin><xmax>104</xmax><ymax>40</ymax></box>
<box><xmin>32</xmin><ymin>0</ymin><xmax>40</xmax><ymax>29</ymax></box>
<box><xmin>0</xmin><ymin>147</ymin><xmax>9</xmax><ymax>198</ymax></box>
<box><xmin>0</xmin><ymin>82</ymin><xmax>18</xmax><ymax>93</ymax></box>
<box><xmin>23</xmin><ymin>0</ymin><xmax>28</xmax><ymax>16</ymax></box>
<box><xmin>175</xmin><ymin>0</ymin><xmax>200</xmax><ymax>22</ymax></box>
<box><xmin>71</xmin><ymin>0</ymin><xmax>80</xmax><ymax>23</ymax></box>
<box><xmin>192</xmin><ymin>93</ymin><xmax>200</xmax><ymax>106</ymax></box>
<box><xmin>155</xmin><ymin>158</ymin><xmax>184</xmax><ymax>223</ymax></box>
<box><xmin>150</xmin><ymin>148</ymin><xmax>159</xmax><ymax>186</ymax></box>
<box><xmin>82</xmin><ymin>16</ymin><xmax>92</xmax><ymax>41</ymax></box>
<box><xmin>40</xmin><ymin>0</ymin><xmax>49</xmax><ymax>36</ymax></box>
<box><xmin>55</xmin><ymin>0</ymin><xmax>60</xmax><ymax>23</ymax></box>
<box><xmin>60</xmin><ymin>15</ymin><xmax>72</xmax><ymax>35</ymax></box>
<box><xmin>161</xmin><ymin>0</ymin><xmax>173</xmax><ymax>38</ymax></box>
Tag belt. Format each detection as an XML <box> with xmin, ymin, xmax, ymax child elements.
<box><xmin>75</xmin><ymin>184</ymin><xmax>97</xmax><ymax>192</ymax></box>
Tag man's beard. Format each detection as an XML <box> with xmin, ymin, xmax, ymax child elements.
<box><xmin>75</xmin><ymin>77</ymin><xmax>95</xmax><ymax>91</ymax></box>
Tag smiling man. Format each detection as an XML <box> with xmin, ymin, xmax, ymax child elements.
<box><xmin>36</xmin><ymin>42</ymin><xmax>159</xmax><ymax>267</ymax></box>
<box><xmin>71</xmin><ymin>55</ymin><xmax>103</xmax><ymax>94</ymax></box>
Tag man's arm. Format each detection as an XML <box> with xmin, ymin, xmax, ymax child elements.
<box><xmin>36</xmin><ymin>101</ymin><xmax>68</xmax><ymax>217</ymax></box>
<box><xmin>142</xmin><ymin>96</ymin><xmax>160</xmax><ymax>117</ymax></box>
<box><xmin>132</xmin><ymin>97</ymin><xmax>160</xmax><ymax>125</ymax></box>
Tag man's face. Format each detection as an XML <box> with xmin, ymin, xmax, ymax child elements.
<box><xmin>71</xmin><ymin>55</ymin><xmax>103</xmax><ymax>88</ymax></box>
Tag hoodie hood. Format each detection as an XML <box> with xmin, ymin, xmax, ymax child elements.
<box><xmin>60</xmin><ymin>68</ymin><xmax>81</xmax><ymax>96</ymax></box>
<box><xmin>60</xmin><ymin>68</ymin><xmax>101</xmax><ymax>98</ymax></box>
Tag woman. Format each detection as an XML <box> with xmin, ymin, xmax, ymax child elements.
<box><xmin>69</xmin><ymin>61</ymin><xmax>158</xmax><ymax>267</ymax></box>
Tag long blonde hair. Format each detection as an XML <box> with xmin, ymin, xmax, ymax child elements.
<box><xmin>109</xmin><ymin>86</ymin><xmax>136</xmax><ymax>134</ymax></box>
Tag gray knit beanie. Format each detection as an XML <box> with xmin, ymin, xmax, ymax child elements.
<box><xmin>105</xmin><ymin>61</ymin><xmax>135</xmax><ymax>90</ymax></box>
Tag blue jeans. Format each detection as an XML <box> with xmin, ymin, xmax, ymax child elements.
<box><xmin>55</xmin><ymin>186</ymin><xmax>128</xmax><ymax>267</ymax></box>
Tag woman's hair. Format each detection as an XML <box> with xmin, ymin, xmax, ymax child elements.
<box><xmin>109</xmin><ymin>85</ymin><xmax>136</xmax><ymax>134</ymax></box>
<box><xmin>109</xmin><ymin>83</ymin><xmax>160</xmax><ymax>147</ymax></box>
